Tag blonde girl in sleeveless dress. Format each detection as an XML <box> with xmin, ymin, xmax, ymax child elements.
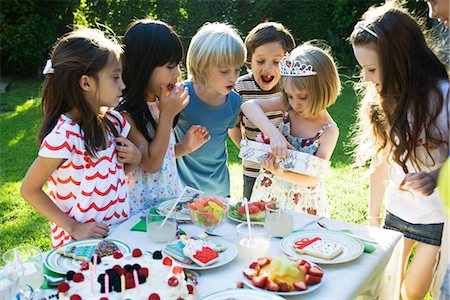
<box><xmin>242</xmin><ymin>43</ymin><xmax>341</xmax><ymax>216</ymax></box>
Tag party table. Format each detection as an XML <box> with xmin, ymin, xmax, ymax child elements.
<box><xmin>102</xmin><ymin>212</ymin><xmax>403</xmax><ymax>299</ymax></box>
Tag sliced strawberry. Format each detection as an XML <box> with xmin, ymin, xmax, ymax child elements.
<box><xmin>278</xmin><ymin>282</ymin><xmax>290</xmax><ymax>292</ymax></box>
<box><xmin>243</xmin><ymin>268</ymin><xmax>257</xmax><ymax>280</ymax></box>
<box><xmin>162</xmin><ymin>257</ymin><xmax>173</xmax><ymax>266</ymax></box>
<box><xmin>57</xmin><ymin>282</ymin><xmax>70</xmax><ymax>293</ymax></box>
<box><xmin>257</xmin><ymin>257</ymin><xmax>271</xmax><ymax>267</ymax></box>
<box><xmin>167</xmin><ymin>276</ymin><xmax>179</xmax><ymax>287</ymax></box>
<box><xmin>113</xmin><ymin>250</ymin><xmax>123</xmax><ymax>259</ymax></box>
<box><xmin>80</xmin><ymin>261</ymin><xmax>89</xmax><ymax>271</ymax></box>
<box><xmin>187</xmin><ymin>284</ymin><xmax>194</xmax><ymax>295</ymax></box>
<box><xmin>132</xmin><ymin>248</ymin><xmax>143</xmax><ymax>257</ymax></box>
<box><xmin>249</xmin><ymin>261</ymin><xmax>261</xmax><ymax>271</ymax></box>
<box><xmin>305</xmin><ymin>274</ymin><xmax>322</xmax><ymax>285</ymax></box>
<box><xmin>294</xmin><ymin>281</ymin><xmax>307</xmax><ymax>291</ymax></box>
<box><xmin>138</xmin><ymin>267</ymin><xmax>149</xmax><ymax>278</ymax></box>
<box><xmin>148</xmin><ymin>294</ymin><xmax>160</xmax><ymax>300</ymax></box>
<box><xmin>251</xmin><ymin>275</ymin><xmax>267</xmax><ymax>288</ymax></box>
<box><xmin>308</xmin><ymin>266</ymin><xmax>324</xmax><ymax>278</ymax></box>
<box><xmin>265</xmin><ymin>279</ymin><xmax>280</xmax><ymax>292</ymax></box>
<box><xmin>172</xmin><ymin>266</ymin><xmax>183</xmax><ymax>275</ymax></box>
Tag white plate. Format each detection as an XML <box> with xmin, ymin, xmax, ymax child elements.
<box><xmin>202</xmin><ymin>289</ymin><xmax>285</xmax><ymax>300</ymax></box>
<box><xmin>281</xmin><ymin>230</ymin><xmax>364</xmax><ymax>264</ymax></box>
<box><xmin>227</xmin><ymin>214</ymin><xmax>246</xmax><ymax>223</ymax></box>
<box><xmin>45</xmin><ymin>239</ymin><xmax>130</xmax><ymax>275</ymax></box>
<box><xmin>240</xmin><ymin>260</ymin><xmax>324</xmax><ymax>296</ymax></box>
<box><xmin>157</xmin><ymin>197</ymin><xmax>194</xmax><ymax>221</ymax></box>
<box><xmin>176</xmin><ymin>239</ymin><xmax>237</xmax><ymax>270</ymax></box>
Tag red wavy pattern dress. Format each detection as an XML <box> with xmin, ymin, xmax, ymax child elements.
<box><xmin>39</xmin><ymin>110</ymin><xmax>130</xmax><ymax>248</ymax></box>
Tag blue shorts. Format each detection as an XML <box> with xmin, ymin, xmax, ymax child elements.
<box><xmin>383</xmin><ymin>211</ymin><xmax>444</xmax><ymax>246</ymax></box>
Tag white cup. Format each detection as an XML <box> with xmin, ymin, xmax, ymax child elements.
<box><xmin>2</xmin><ymin>246</ymin><xmax>44</xmax><ymax>291</ymax></box>
<box><xmin>236</xmin><ymin>222</ymin><xmax>270</xmax><ymax>263</ymax></box>
<box><xmin>265</xmin><ymin>203</ymin><xmax>293</xmax><ymax>237</ymax></box>
<box><xmin>146</xmin><ymin>209</ymin><xmax>177</xmax><ymax>243</ymax></box>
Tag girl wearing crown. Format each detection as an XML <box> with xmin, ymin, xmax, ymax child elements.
<box><xmin>241</xmin><ymin>43</ymin><xmax>340</xmax><ymax>216</ymax></box>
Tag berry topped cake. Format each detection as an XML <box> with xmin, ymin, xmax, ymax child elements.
<box><xmin>58</xmin><ymin>248</ymin><xmax>195</xmax><ymax>300</ymax></box>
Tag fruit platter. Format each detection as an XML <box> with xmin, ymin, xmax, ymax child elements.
<box><xmin>186</xmin><ymin>196</ymin><xmax>228</xmax><ymax>231</ymax></box>
<box><xmin>241</xmin><ymin>255</ymin><xmax>324</xmax><ymax>295</ymax></box>
<box><xmin>228</xmin><ymin>200</ymin><xmax>272</xmax><ymax>222</ymax></box>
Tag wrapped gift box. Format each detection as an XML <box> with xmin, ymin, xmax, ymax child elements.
<box><xmin>239</xmin><ymin>139</ymin><xmax>330</xmax><ymax>179</ymax></box>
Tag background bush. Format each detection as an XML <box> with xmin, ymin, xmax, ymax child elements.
<box><xmin>1</xmin><ymin>0</ymin><xmax>429</xmax><ymax>77</ymax></box>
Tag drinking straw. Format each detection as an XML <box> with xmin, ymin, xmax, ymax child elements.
<box><xmin>160</xmin><ymin>186</ymin><xmax>204</xmax><ymax>228</ymax></box>
<box><xmin>133</xmin><ymin>269</ymin><xmax>140</xmax><ymax>293</ymax></box>
<box><xmin>13</xmin><ymin>248</ymin><xmax>24</xmax><ymax>274</ymax></box>
<box><xmin>104</xmin><ymin>273</ymin><xmax>109</xmax><ymax>296</ymax></box>
<box><xmin>243</xmin><ymin>197</ymin><xmax>253</xmax><ymax>242</ymax></box>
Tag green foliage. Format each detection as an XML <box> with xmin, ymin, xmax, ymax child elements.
<box><xmin>1</xmin><ymin>0</ymin><xmax>431</xmax><ymax>77</ymax></box>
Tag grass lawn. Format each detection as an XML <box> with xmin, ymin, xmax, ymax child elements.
<box><xmin>0</xmin><ymin>77</ymin><xmax>370</xmax><ymax>253</ymax></box>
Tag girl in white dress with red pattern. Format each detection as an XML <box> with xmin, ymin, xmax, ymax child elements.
<box><xmin>21</xmin><ymin>28</ymin><xmax>142</xmax><ymax>248</ymax></box>
<box><xmin>117</xmin><ymin>19</ymin><xmax>210</xmax><ymax>215</ymax></box>
<box><xmin>241</xmin><ymin>43</ymin><xmax>340</xmax><ymax>216</ymax></box>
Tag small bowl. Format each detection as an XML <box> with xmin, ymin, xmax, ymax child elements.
<box><xmin>187</xmin><ymin>197</ymin><xmax>228</xmax><ymax>231</ymax></box>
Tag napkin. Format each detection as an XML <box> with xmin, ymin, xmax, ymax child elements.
<box><xmin>130</xmin><ymin>207</ymin><xmax>159</xmax><ymax>232</ymax></box>
<box><xmin>339</xmin><ymin>229</ymin><xmax>376</xmax><ymax>253</ymax></box>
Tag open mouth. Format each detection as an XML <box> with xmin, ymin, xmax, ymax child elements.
<box><xmin>226</xmin><ymin>84</ymin><xmax>234</xmax><ymax>90</ymax></box>
<box><xmin>261</xmin><ymin>75</ymin><xmax>274</xmax><ymax>83</ymax></box>
<box><xmin>167</xmin><ymin>83</ymin><xmax>175</xmax><ymax>90</ymax></box>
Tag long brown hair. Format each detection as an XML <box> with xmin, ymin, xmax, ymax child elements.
<box><xmin>350</xmin><ymin>2</ymin><xmax>448</xmax><ymax>172</ymax></box>
<box><xmin>40</xmin><ymin>28</ymin><xmax>123</xmax><ymax>157</ymax></box>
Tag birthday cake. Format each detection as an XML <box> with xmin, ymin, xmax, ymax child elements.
<box><xmin>58</xmin><ymin>249</ymin><xmax>195</xmax><ymax>300</ymax></box>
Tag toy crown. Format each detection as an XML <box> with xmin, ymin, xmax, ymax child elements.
<box><xmin>279</xmin><ymin>53</ymin><xmax>317</xmax><ymax>77</ymax></box>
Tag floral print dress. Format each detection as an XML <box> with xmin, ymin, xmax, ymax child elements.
<box><xmin>250</xmin><ymin>113</ymin><xmax>336</xmax><ymax>216</ymax></box>
<box><xmin>126</xmin><ymin>101</ymin><xmax>182</xmax><ymax>216</ymax></box>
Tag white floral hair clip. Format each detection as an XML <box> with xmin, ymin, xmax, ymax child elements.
<box><xmin>43</xmin><ymin>59</ymin><xmax>54</xmax><ymax>75</ymax></box>
<box><xmin>354</xmin><ymin>21</ymin><xmax>379</xmax><ymax>39</ymax></box>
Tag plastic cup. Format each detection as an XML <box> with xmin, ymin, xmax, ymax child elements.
<box><xmin>0</xmin><ymin>266</ymin><xmax>19</xmax><ymax>300</ymax></box>
<box><xmin>2</xmin><ymin>246</ymin><xmax>44</xmax><ymax>291</ymax></box>
<box><xmin>265</xmin><ymin>203</ymin><xmax>293</xmax><ymax>237</ymax></box>
<box><xmin>146</xmin><ymin>209</ymin><xmax>177</xmax><ymax>243</ymax></box>
<box><xmin>236</xmin><ymin>222</ymin><xmax>270</xmax><ymax>263</ymax></box>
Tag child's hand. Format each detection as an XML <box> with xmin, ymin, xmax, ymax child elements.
<box><xmin>404</xmin><ymin>171</ymin><xmax>437</xmax><ymax>196</ymax></box>
<box><xmin>182</xmin><ymin>125</ymin><xmax>210</xmax><ymax>153</ymax></box>
<box><xmin>269</xmin><ymin>131</ymin><xmax>296</xmax><ymax>158</ymax></box>
<box><xmin>159</xmin><ymin>83</ymin><xmax>190</xmax><ymax>119</ymax></box>
<box><xmin>260</xmin><ymin>153</ymin><xmax>282</xmax><ymax>175</ymax></box>
<box><xmin>115</xmin><ymin>136</ymin><xmax>142</xmax><ymax>165</ymax></box>
<box><xmin>71</xmin><ymin>221</ymin><xmax>109</xmax><ymax>240</ymax></box>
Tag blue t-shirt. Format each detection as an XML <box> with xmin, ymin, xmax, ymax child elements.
<box><xmin>174</xmin><ymin>81</ymin><xmax>241</xmax><ymax>196</ymax></box>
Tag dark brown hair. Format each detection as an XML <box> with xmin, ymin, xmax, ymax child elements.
<box><xmin>116</xmin><ymin>19</ymin><xmax>183</xmax><ymax>142</ymax></box>
<box><xmin>245</xmin><ymin>22</ymin><xmax>296</xmax><ymax>65</ymax></box>
<box><xmin>40</xmin><ymin>28</ymin><xmax>123</xmax><ymax>157</ymax></box>
<box><xmin>350</xmin><ymin>2</ymin><xmax>448</xmax><ymax>172</ymax></box>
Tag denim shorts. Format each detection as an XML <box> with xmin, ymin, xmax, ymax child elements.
<box><xmin>383</xmin><ymin>211</ymin><xmax>444</xmax><ymax>246</ymax></box>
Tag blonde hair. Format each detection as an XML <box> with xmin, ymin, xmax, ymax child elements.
<box><xmin>282</xmin><ymin>43</ymin><xmax>340</xmax><ymax>116</ymax></box>
<box><xmin>187</xmin><ymin>22</ymin><xmax>246</xmax><ymax>86</ymax></box>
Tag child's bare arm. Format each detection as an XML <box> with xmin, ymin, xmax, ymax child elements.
<box><xmin>175</xmin><ymin>125</ymin><xmax>210</xmax><ymax>157</ymax></box>
<box><xmin>314</xmin><ymin>125</ymin><xmax>339</xmax><ymax>160</ymax></box>
<box><xmin>241</xmin><ymin>97</ymin><xmax>290</xmax><ymax>158</ymax></box>
<box><xmin>228</xmin><ymin>116</ymin><xmax>242</xmax><ymax>148</ymax></box>
<box><xmin>368</xmin><ymin>153</ymin><xmax>390</xmax><ymax>227</ymax></box>
<box><xmin>115</xmin><ymin>136</ymin><xmax>142</xmax><ymax>174</ymax></box>
<box><xmin>20</xmin><ymin>157</ymin><xmax>109</xmax><ymax>239</ymax></box>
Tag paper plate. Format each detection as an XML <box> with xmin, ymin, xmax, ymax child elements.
<box><xmin>202</xmin><ymin>289</ymin><xmax>285</xmax><ymax>300</ymax></box>
<box><xmin>45</xmin><ymin>239</ymin><xmax>130</xmax><ymax>274</ymax></box>
<box><xmin>281</xmin><ymin>230</ymin><xmax>364</xmax><ymax>264</ymax></box>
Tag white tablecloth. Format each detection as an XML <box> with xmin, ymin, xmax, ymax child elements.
<box><xmin>106</xmin><ymin>212</ymin><xmax>403</xmax><ymax>300</ymax></box>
